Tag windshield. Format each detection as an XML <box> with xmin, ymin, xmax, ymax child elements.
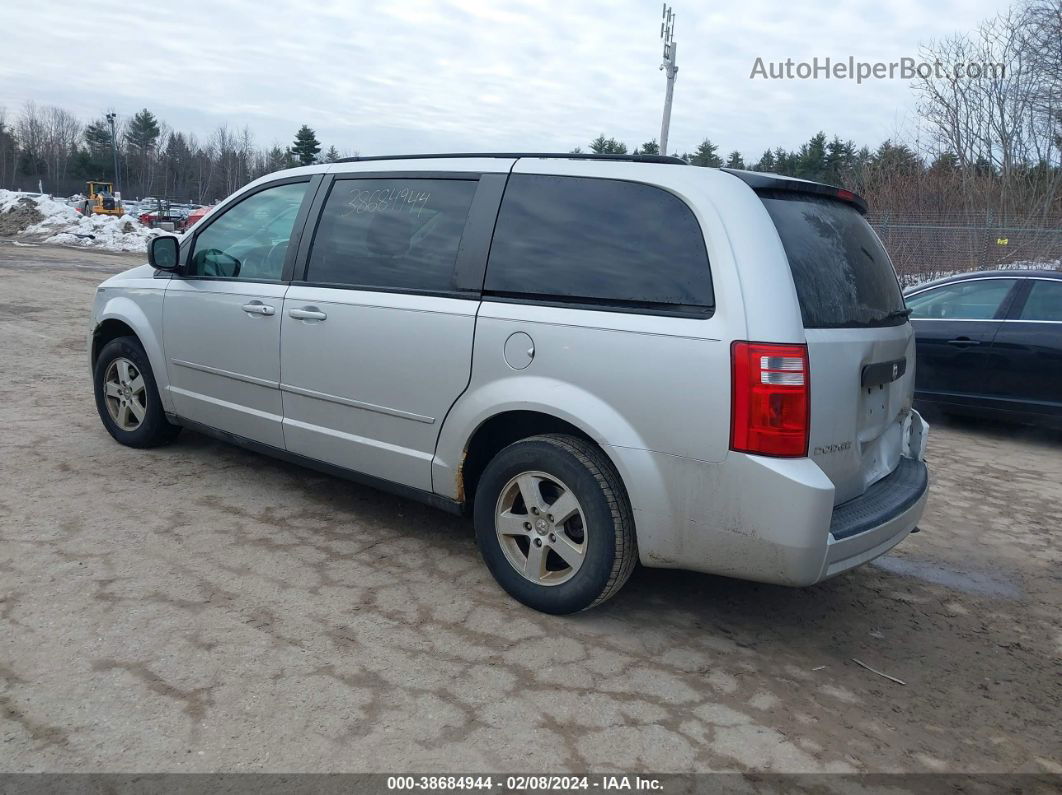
<box><xmin>760</xmin><ymin>192</ymin><xmax>906</xmax><ymax>328</ymax></box>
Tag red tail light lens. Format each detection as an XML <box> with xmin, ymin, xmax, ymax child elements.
<box><xmin>730</xmin><ymin>341</ymin><xmax>810</xmax><ymax>457</ymax></box>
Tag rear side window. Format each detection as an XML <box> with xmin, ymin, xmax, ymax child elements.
<box><xmin>305</xmin><ymin>178</ymin><xmax>476</xmax><ymax>292</ymax></box>
<box><xmin>1019</xmin><ymin>280</ymin><xmax>1062</xmax><ymax>321</ymax></box>
<box><xmin>760</xmin><ymin>193</ymin><xmax>905</xmax><ymax>328</ymax></box>
<box><xmin>485</xmin><ymin>174</ymin><xmax>712</xmax><ymax>312</ymax></box>
<box><xmin>906</xmin><ymin>279</ymin><xmax>1016</xmax><ymax>320</ymax></box>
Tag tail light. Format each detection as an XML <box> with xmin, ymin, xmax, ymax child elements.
<box><xmin>730</xmin><ymin>341</ymin><xmax>810</xmax><ymax>457</ymax></box>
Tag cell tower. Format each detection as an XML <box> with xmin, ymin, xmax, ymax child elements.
<box><xmin>659</xmin><ymin>4</ymin><xmax>678</xmax><ymax>155</ymax></box>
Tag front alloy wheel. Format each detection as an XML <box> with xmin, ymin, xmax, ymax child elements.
<box><xmin>103</xmin><ymin>357</ymin><xmax>147</xmax><ymax>431</ymax></box>
<box><xmin>93</xmin><ymin>336</ymin><xmax>180</xmax><ymax>448</ymax></box>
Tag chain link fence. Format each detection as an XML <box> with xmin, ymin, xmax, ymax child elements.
<box><xmin>867</xmin><ymin>212</ymin><xmax>1062</xmax><ymax>287</ymax></box>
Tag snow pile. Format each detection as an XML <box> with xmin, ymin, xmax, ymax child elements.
<box><xmin>997</xmin><ymin>258</ymin><xmax>1061</xmax><ymax>271</ymax></box>
<box><xmin>903</xmin><ymin>259</ymin><xmax>1060</xmax><ymax>289</ymax></box>
<box><xmin>0</xmin><ymin>190</ymin><xmax>177</xmax><ymax>253</ymax></box>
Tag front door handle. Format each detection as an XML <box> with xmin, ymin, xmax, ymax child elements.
<box><xmin>241</xmin><ymin>302</ymin><xmax>275</xmax><ymax>316</ymax></box>
<box><xmin>289</xmin><ymin>307</ymin><xmax>327</xmax><ymax>321</ymax></box>
<box><xmin>947</xmin><ymin>337</ymin><xmax>980</xmax><ymax>347</ymax></box>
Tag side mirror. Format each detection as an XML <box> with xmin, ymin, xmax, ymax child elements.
<box><xmin>148</xmin><ymin>235</ymin><xmax>180</xmax><ymax>271</ymax></box>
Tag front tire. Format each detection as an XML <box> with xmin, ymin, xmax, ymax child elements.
<box><xmin>93</xmin><ymin>336</ymin><xmax>180</xmax><ymax>448</ymax></box>
<box><xmin>474</xmin><ymin>434</ymin><xmax>637</xmax><ymax>614</ymax></box>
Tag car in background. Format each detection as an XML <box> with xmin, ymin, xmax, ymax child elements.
<box><xmin>138</xmin><ymin>204</ymin><xmax>191</xmax><ymax>230</ymax></box>
<box><xmin>183</xmin><ymin>204</ymin><xmax>213</xmax><ymax>230</ymax></box>
<box><xmin>905</xmin><ymin>270</ymin><xmax>1062</xmax><ymax>427</ymax></box>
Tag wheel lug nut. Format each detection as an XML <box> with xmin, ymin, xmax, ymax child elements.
<box><xmin>533</xmin><ymin>538</ymin><xmax>543</xmax><ymax>547</ymax></box>
<box><xmin>548</xmin><ymin>533</ymin><xmax>556</xmax><ymax>542</ymax></box>
<box><xmin>547</xmin><ymin>515</ymin><xmax>554</xmax><ymax>522</ymax></box>
<box><xmin>530</xmin><ymin>507</ymin><xmax>539</xmax><ymax>515</ymax></box>
<box><xmin>523</xmin><ymin>522</ymin><xmax>532</xmax><ymax>530</ymax></box>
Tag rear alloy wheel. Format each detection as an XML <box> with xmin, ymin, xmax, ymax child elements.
<box><xmin>495</xmin><ymin>470</ymin><xmax>588</xmax><ymax>587</ymax></box>
<box><xmin>474</xmin><ymin>434</ymin><xmax>637</xmax><ymax>614</ymax></box>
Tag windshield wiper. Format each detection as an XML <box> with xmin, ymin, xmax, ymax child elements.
<box><xmin>879</xmin><ymin>308</ymin><xmax>912</xmax><ymax>323</ymax></box>
<box><xmin>838</xmin><ymin>308</ymin><xmax>912</xmax><ymax>328</ymax></box>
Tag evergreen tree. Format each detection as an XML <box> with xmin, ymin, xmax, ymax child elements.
<box><xmin>929</xmin><ymin>151</ymin><xmax>960</xmax><ymax>173</ymax></box>
<box><xmin>795</xmin><ymin>131</ymin><xmax>828</xmax><ymax>181</ymax></box>
<box><xmin>638</xmin><ymin>139</ymin><xmax>660</xmax><ymax>155</ymax></box>
<box><xmin>125</xmin><ymin>109</ymin><xmax>160</xmax><ymax>154</ymax></box>
<box><xmin>754</xmin><ymin>149</ymin><xmax>776</xmax><ymax>172</ymax></box>
<box><xmin>823</xmin><ymin>136</ymin><xmax>855</xmax><ymax>185</ymax></box>
<box><xmin>690</xmin><ymin>139</ymin><xmax>722</xmax><ymax>167</ymax></box>
<box><xmin>291</xmin><ymin>124</ymin><xmax>321</xmax><ymax>166</ymax></box>
<box><xmin>83</xmin><ymin>120</ymin><xmax>112</xmax><ymax>156</ymax></box>
<box><xmin>265</xmin><ymin>145</ymin><xmax>290</xmax><ymax>172</ymax></box>
<box><xmin>873</xmin><ymin>140</ymin><xmax>923</xmax><ymax>175</ymax></box>
<box><xmin>162</xmin><ymin>132</ymin><xmax>192</xmax><ymax>197</ymax></box>
<box><xmin>725</xmin><ymin>151</ymin><xmax>745</xmax><ymax>169</ymax></box>
<box><xmin>589</xmin><ymin>134</ymin><xmax>627</xmax><ymax>154</ymax></box>
<box><xmin>81</xmin><ymin>119</ymin><xmax>115</xmax><ymax>179</ymax></box>
<box><xmin>323</xmin><ymin>145</ymin><xmax>340</xmax><ymax>163</ymax></box>
<box><xmin>773</xmin><ymin>147</ymin><xmax>796</xmax><ymax>175</ymax></box>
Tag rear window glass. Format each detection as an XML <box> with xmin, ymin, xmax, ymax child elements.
<box><xmin>760</xmin><ymin>193</ymin><xmax>905</xmax><ymax>328</ymax></box>
<box><xmin>485</xmin><ymin>174</ymin><xmax>712</xmax><ymax>312</ymax></box>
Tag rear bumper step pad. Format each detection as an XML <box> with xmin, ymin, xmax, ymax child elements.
<box><xmin>830</xmin><ymin>457</ymin><xmax>928</xmax><ymax>540</ymax></box>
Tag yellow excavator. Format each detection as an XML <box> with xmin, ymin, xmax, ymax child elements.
<box><xmin>79</xmin><ymin>181</ymin><xmax>124</xmax><ymax>217</ymax></box>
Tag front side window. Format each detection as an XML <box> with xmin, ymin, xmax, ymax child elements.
<box><xmin>304</xmin><ymin>178</ymin><xmax>477</xmax><ymax>292</ymax></box>
<box><xmin>484</xmin><ymin>174</ymin><xmax>713</xmax><ymax>311</ymax></box>
<box><xmin>189</xmin><ymin>181</ymin><xmax>309</xmax><ymax>281</ymax></box>
<box><xmin>1019</xmin><ymin>280</ymin><xmax>1062</xmax><ymax>321</ymax></box>
<box><xmin>907</xmin><ymin>279</ymin><xmax>1016</xmax><ymax>320</ymax></box>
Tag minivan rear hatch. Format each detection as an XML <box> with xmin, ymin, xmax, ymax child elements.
<box><xmin>743</xmin><ymin>175</ymin><xmax>912</xmax><ymax>505</ymax></box>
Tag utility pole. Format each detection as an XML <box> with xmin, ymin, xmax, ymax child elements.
<box><xmin>659</xmin><ymin>4</ymin><xmax>678</xmax><ymax>156</ymax></box>
<box><xmin>105</xmin><ymin>112</ymin><xmax>120</xmax><ymax>194</ymax></box>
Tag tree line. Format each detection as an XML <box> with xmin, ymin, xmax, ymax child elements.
<box><xmin>0</xmin><ymin>0</ymin><xmax>1057</xmax><ymax>227</ymax></box>
<box><xmin>0</xmin><ymin>106</ymin><xmax>340</xmax><ymax>203</ymax></box>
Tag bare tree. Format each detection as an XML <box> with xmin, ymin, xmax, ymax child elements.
<box><xmin>44</xmin><ymin>106</ymin><xmax>81</xmax><ymax>187</ymax></box>
<box><xmin>913</xmin><ymin>0</ymin><xmax>1062</xmax><ymax>223</ymax></box>
<box><xmin>14</xmin><ymin>102</ymin><xmax>46</xmax><ymax>189</ymax></box>
<box><xmin>0</xmin><ymin>107</ymin><xmax>16</xmax><ymax>189</ymax></box>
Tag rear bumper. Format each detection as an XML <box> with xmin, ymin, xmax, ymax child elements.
<box><xmin>822</xmin><ymin>457</ymin><xmax>928</xmax><ymax>579</ymax></box>
<box><xmin>615</xmin><ymin>410</ymin><xmax>930</xmax><ymax>585</ymax></box>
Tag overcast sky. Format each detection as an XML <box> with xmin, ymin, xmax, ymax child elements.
<box><xmin>2</xmin><ymin>0</ymin><xmax>1010</xmax><ymax>158</ymax></box>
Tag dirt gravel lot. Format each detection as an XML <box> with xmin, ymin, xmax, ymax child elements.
<box><xmin>1</xmin><ymin>242</ymin><xmax>1059</xmax><ymax>774</ymax></box>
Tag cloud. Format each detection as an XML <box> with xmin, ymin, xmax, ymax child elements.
<box><xmin>0</xmin><ymin>0</ymin><xmax>1011</xmax><ymax>157</ymax></box>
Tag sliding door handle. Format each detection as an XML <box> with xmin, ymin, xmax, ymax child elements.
<box><xmin>289</xmin><ymin>307</ymin><xmax>327</xmax><ymax>321</ymax></box>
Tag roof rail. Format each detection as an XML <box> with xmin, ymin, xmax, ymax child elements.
<box><xmin>333</xmin><ymin>152</ymin><xmax>688</xmax><ymax>166</ymax></box>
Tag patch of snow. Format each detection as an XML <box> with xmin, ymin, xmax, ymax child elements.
<box><xmin>902</xmin><ymin>259</ymin><xmax>1060</xmax><ymax>290</ymax></box>
<box><xmin>0</xmin><ymin>189</ymin><xmax>181</xmax><ymax>253</ymax></box>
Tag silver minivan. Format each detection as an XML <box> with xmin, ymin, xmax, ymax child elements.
<box><xmin>89</xmin><ymin>153</ymin><xmax>929</xmax><ymax>614</ymax></box>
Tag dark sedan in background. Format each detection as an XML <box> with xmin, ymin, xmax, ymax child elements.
<box><xmin>905</xmin><ymin>270</ymin><xmax>1062</xmax><ymax>427</ymax></box>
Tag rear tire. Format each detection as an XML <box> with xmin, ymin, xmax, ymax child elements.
<box><xmin>474</xmin><ymin>434</ymin><xmax>637</xmax><ymax>614</ymax></box>
<box><xmin>93</xmin><ymin>336</ymin><xmax>180</xmax><ymax>448</ymax></box>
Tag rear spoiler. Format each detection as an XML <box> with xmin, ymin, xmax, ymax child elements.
<box><xmin>721</xmin><ymin>168</ymin><xmax>868</xmax><ymax>214</ymax></box>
